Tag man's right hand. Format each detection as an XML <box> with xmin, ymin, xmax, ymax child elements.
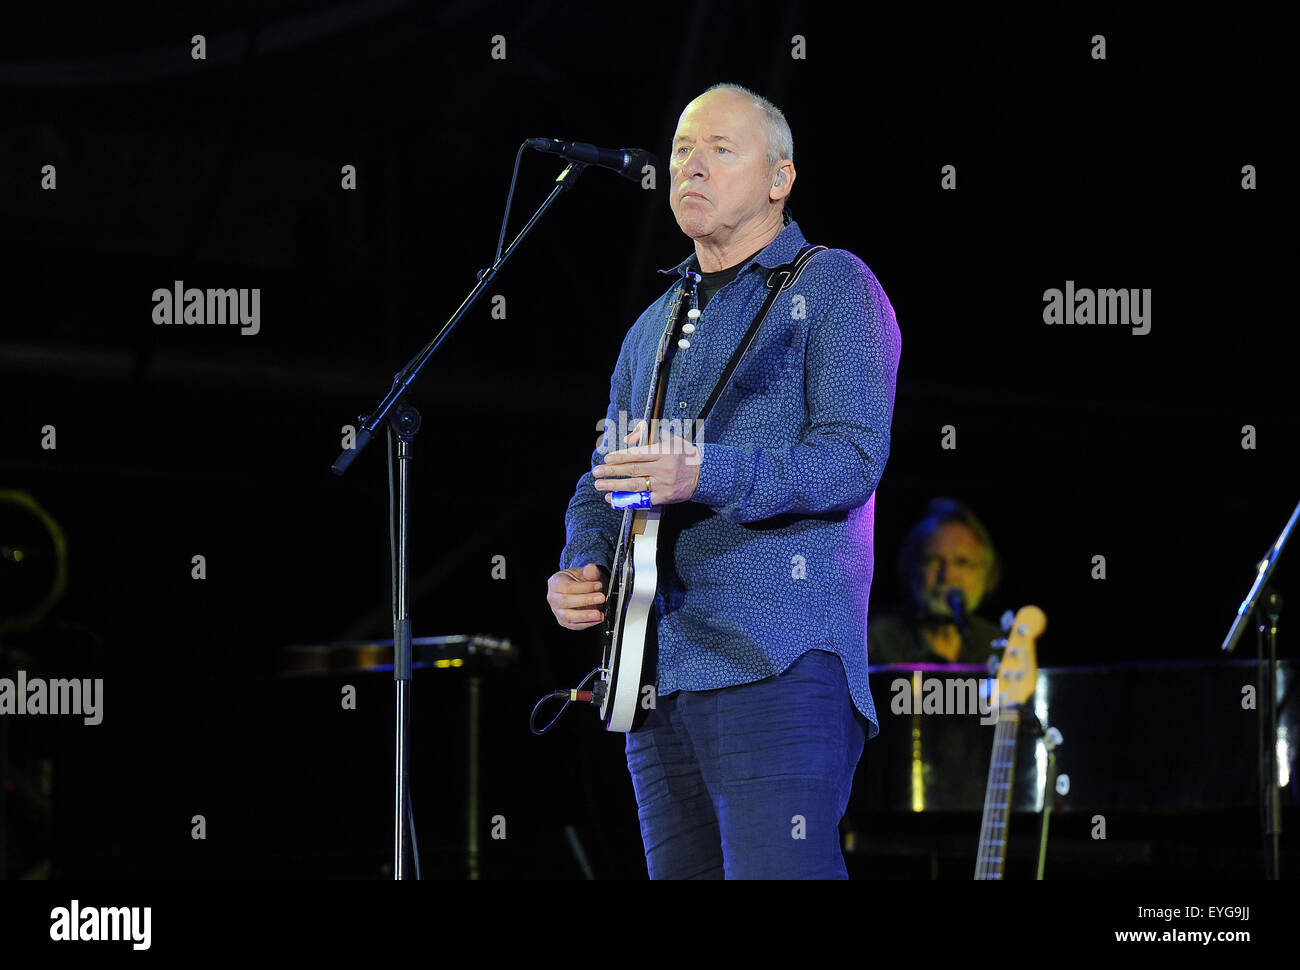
<box><xmin>546</xmin><ymin>563</ymin><xmax>609</xmax><ymax>630</ymax></box>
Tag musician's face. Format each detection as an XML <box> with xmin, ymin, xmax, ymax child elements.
<box><xmin>668</xmin><ymin>90</ymin><xmax>783</xmax><ymax>241</ymax></box>
<box><xmin>915</xmin><ymin>522</ymin><xmax>990</xmax><ymax>616</ymax></box>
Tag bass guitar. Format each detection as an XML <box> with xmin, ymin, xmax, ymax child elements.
<box><xmin>974</xmin><ymin>605</ymin><xmax>1047</xmax><ymax>879</ymax></box>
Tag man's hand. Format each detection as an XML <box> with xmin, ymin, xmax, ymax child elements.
<box><xmin>547</xmin><ymin>562</ymin><xmax>609</xmax><ymax>630</ymax></box>
<box><xmin>592</xmin><ymin>421</ymin><xmax>702</xmax><ymax>506</ymax></box>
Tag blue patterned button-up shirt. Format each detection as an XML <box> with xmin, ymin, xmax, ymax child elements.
<box><xmin>558</xmin><ymin>219</ymin><xmax>901</xmax><ymax>738</ymax></box>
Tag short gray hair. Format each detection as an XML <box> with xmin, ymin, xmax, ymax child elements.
<box><xmin>701</xmin><ymin>82</ymin><xmax>794</xmax><ymax>168</ymax></box>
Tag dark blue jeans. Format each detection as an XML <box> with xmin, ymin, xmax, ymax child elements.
<box><xmin>624</xmin><ymin>648</ymin><xmax>868</xmax><ymax>879</ymax></box>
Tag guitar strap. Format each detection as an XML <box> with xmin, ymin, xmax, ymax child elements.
<box><xmin>694</xmin><ymin>243</ymin><xmax>827</xmax><ymax>425</ymax></box>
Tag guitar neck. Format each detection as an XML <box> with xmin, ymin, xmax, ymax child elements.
<box><xmin>607</xmin><ymin>280</ymin><xmax>691</xmax><ymax>578</ymax></box>
<box><xmin>974</xmin><ymin>708</ymin><xmax>1020</xmax><ymax>880</ymax></box>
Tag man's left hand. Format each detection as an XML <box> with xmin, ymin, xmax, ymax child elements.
<box><xmin>593</xmin><ymin>422</ymin><xmax>701</xmax><ymax>506</ymax></box>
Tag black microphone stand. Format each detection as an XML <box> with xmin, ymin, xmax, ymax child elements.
<box><xmin>1220</xmin><ymin>498</ymin><xmax>1299</xmax><ymax>879</ymax></box>
<box><xmin>331</xmin><ymin>159</ymin><xmax>589</xmax><ymax>879</ymax></box>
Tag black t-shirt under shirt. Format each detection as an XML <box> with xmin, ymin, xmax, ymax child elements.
<box><xmin>697</xmin><ymin>247</ymin><xmax>763</xmax><ymax>310</ymax></box>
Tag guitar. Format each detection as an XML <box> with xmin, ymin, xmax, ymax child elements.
<box><xmin>593</xmin><ymin>272</ymin><xmax>699</xmax><ymax>732</ymax></box>
<box><xmin>973</xmin><ymin>605</ymin><xmax>1046</xmax><ymax>879</ymax></box>
<box><xmin>591</xmin><ymin>244</ymin><xmax>824</xmax><ymax>733</ymax></box>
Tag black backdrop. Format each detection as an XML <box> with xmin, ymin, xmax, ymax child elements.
<box><xmin>0</xmin><ymin>1</ymin><xmax>1293</xmax><ymax>879</ymax></box>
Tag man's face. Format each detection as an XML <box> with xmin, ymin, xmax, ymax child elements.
<box><xmin>668</xmin><ymin>90</ymin><xmax>782</xmax><ymax>242</ymax></box>
<box><xmin>912</xmin><ymin>522</ymin><xmax>991</xmax><ymax>616</ymax></box>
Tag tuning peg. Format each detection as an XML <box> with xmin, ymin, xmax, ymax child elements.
<box><xmin>687</xmin><ymin>307</ymin><xmax>701</xmax><ymax>320</ymax></box>
<box><xmin>682</xmin><ymin>322</ymin><xmax>696</xmax><ymax>333</ymax></box>
<box><xmin>985</xmin><ymin>655</ymin><xmax>1000</xmax><ymax>677</ymax></box>
<box><xmin>990</xmin><ymin>637</ymin><xmax>1008</xmax><ymax>651</ymax></box>
<box><xmin>1043</xmin><ymin>726</ymin><xmax>1063</xmax><ymax>751</ymax></box>
<box><xmin>1055</xmin><ymin>774</ymin><xmax>1070</xmax><ymax>796</ymax></box>
<box><xmin>1000</xmin><ymin>609</ymin><xmax>1016</xmax><ymax>632</ymax></box>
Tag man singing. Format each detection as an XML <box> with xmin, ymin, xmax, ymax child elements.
<box><xmin>869</xmin><ymin>498</ymin><xmax>1005</xmax><ymax>666</ymax></box>
<box><xmin>546</xmin><ymin>83</ymin><xmax>901</xmax><ymax>878</ymax></box>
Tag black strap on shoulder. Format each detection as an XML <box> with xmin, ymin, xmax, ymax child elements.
<box><xmin>695</xmin><ymin>244</ymin><xmax>827</xmax><ymax>425</ymax></box>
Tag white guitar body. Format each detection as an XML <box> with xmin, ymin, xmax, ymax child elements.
<box><xmin>599</xmin><ymin>510</ymin><xmax>659</xmax><ymax>732</ymax></box>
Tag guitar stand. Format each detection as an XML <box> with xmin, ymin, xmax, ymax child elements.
<box><xmin>1023</xmin><ymin>710</ymin><xmax>1066</xmax><ymax>879</ymax></box>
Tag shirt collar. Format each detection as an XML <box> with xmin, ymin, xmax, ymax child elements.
<box><xmin>657</xmin><ymin>219</ymin><xmax>807</xmax><ymax>279</ymax></box>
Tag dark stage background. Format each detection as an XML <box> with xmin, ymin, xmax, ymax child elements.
<box><xmin>0</xmin><ymin>1</ymin><xmax>1294</xmax><ymax>880</ymax></box>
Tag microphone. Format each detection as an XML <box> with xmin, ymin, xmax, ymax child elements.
<box><xmin>946</xmin><ymin>588</ymin><xmax>969</xmax><ymax>636</ymax></box>
<box><xmin>525</xmin><ymin>138</ymin><xmax>655</xmax><ymax>181</ymax></box>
